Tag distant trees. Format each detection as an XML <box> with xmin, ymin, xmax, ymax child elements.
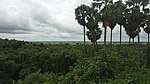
<box><xmin>1</xmin><ymin>38</ymin><xmax>150</xmax><ymax>83</ymax></box>
<box><xmin>0</xmin><ymin>39</ymin><xmax>80</xmax><ymax>83</ymax></box>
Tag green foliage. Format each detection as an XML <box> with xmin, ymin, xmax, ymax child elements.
<box><xmin>0</xmin><ymin>39</ymin><xmax>80</xmax><ymax>83</ymax></box>
<box><xmin>17</xmin><ymin>72</ymin><xmax>46</xmax><ymax>84</ymax></box>
<box><xmin>58</xmin><ymin>50</ymin><xmax>125</xmax><ymax>83</ymax></box>
<box><xmin>0</xmin><ymin>39</ymin><xmax>150</xmax><ymax>84</ymax></box>
<box><xmin>44</xmin><ymin>73</ymin><xmax>59</xmax><ymax>84</ymax></box>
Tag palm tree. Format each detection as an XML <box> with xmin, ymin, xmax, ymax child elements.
<box><xmin>75</xmin><ymin>4</ymin><xmax>90</xmax><ymax>56</ymax></box>
<box><xmin>115</xmin><ymin>0</ymin><xmax>126</xmax><ymax>45</ymax></box>
<box><xmin>123</xmin><ymin>21</ymin><xmax>138</xmax><ymax>46</ymax></box>
<box><xmin>108</xmin><ymin>21</ymin><xmax>116</xmax><ymax>49</ymax></box>
<box><xmin>106</xmin><ymin>1</ymin><xmax>118</xmax><ymax>49</ymax></box>
<box><xmin>123</xmin><ymin>8</ymin><xmax>131</xmax><ymax>46</ymax></box>
<box><xmin>86</xmin><ymin>7</ymin><xmax>102</xmax><ymax>52</ymax></box>
<box><xmin>92</xmin><ymin>0</ymin><xmax>113</xmax><ymax>49</ymax></box>
<box><xmin>144</xmin><ymin>22</ymin><xmax>150</xmax><ymax>47</ymax></box>
<box><xmin>125</xmin><ymin>0</ymin><xmax>149</xmax><ymax>68</ymax></box>
<box><xmin>86</xmin><ymin>28</ymin><xmax>102</xmax><ymax>52</ymax></box>
<box><xmin>126</xmin><ymin>0</ymin><xmax>149</xmax><ymax>45</ymax></box>
<box><xmin>144</xmin><ymin>22</ymin><xmax>150</xmax><ymax>68</ymax></box>
<box><xmin>142</xmin><ymin>9</ymin><xmax>150</xmax><ymax>68</ymax></box>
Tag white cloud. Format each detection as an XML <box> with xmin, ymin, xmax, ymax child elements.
<box><xmin>0</xmin><ymin>0</ymin><xmax>148</xmax><ymax>42</ymax></box>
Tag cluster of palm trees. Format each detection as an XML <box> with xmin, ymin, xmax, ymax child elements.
<box><xmin>75</xmin><ymin>0</ymin><xmax>150</xmax><ymax>67</ymax></box>
<box><xmin>75</xmin><ymin>0</ymin><xmax>149</xmax><ymax>48</ymax></box>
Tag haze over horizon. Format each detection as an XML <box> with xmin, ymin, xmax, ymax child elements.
<box><xmin>0</xmin><ymin>0</ymin><xmax>149</xmax><ymax>42</ymax></box>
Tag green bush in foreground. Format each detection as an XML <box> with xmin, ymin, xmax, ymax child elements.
<box><xmin>59</xmin><ymin>50</ymin><xmax>123</xmax><ymax>84</ymax></box>
<box><xmin>16</xmin><ymin>49</ymin><xmax>150</xmax><ymax>84</ymax></box>
<box><xmin>43</xmin><ymin>49</ymin><xmax>150</xmax><ymax>84</ymax></box>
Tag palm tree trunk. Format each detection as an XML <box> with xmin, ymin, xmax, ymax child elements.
<box><xmin>104</xmin><ymin>27</ymin><xmax>107</xmax><ymax>49</ymax></box>
<box><xmin>110</xmin><ymin>29</ymin><xmax>112</xmax><ymax>49</ymax></box>
<box><xmin>96</xmin><ymin>41</ymin><xmax>97</xmax><ymax>46</ymax></box>
<box><xmin>132</xmin><ymin>38</ymin><xmax>135</xmax><ymax>48</ymax></box>
<box><xmin>96</xmin><ymin>41</ymin><xmax>98</xmax><ymax>52</ymax></box>
<box><xmin>120</xmin><ymin>25</ymin><xmax>122</xmax><ymax>45</ymax></box>
<box><xmin>93</xmin><ymin>30</ymin><xmax>96</xmax><ymax>53</ymax></box>
<box><xmin>83</xmin><ymin>26</ymin><xmax>86</xmax><ymax>57</ymax></box>
<box><xmin>93</xmin><ymin>42</ymin><xmax>96</xmax><ymax>55</ymax></box>
<box><xmin>138</xmin><ymin>28</ymin><xmax>140</xmax><ymax>45</ymax></box>
<box><xmin>137</xmin><ymin>27</ymin><xmax>141</xmax><ymax>68</ymax></box>
<box><xmin>132</xmin><ymin>38</ymin><xmax>134</xmax><ymax>45</ymax></box>
<box><xmin>129</xmin><ymin>37</ymin><xmax>131</xmax><ymax>48</ymax></box>
<box><xmin>148</xmin><ymin>33</ymin><xmax>149</xmax><ymax>51</ymax></box>
<box><xmin>146</xmin><ymin>33</ymin><xmax>150</xmax><ymax>68</ymax></box>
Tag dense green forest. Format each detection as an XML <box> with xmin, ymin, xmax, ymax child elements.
<box><xmin>0</xmin><ymin>38</ymin><xmax>150</xmax><ymax>84</ymax></box>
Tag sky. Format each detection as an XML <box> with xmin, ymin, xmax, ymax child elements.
<box><xmin>0</xmin><ymin>0</ymin><xmax>149</xmax><ymax>41</ymax></box>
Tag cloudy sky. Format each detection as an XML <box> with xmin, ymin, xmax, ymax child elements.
<box><xmin>0</xmin><ymin>0</ymin><xmax>149</xmax><ymax>41</ymax></box>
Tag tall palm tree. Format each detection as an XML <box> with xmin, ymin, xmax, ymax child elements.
<box><xmin>142</xmin><ymin>9</ymin><xmax>150</xmax><ymax>68</ymax></box>
<box><xmin>125</xmin><ymin>0</ymin><xmax>149</xmax><ymax>68</ymax></box>
<box><xmin>75</xmin><ymin>4</ymin><xmax>90</xmax><ymax>56</ymax></box>
<box><xmin>144</xmin><ymin>22</ymin><xmax>150</xmax><ymax>68</ymax></box>
<box><xmin>126</xmin><ymin>0</ymin><xmax>149</xmax><ymax>44</ymax></box>
<box><xmin>106</xmin><ymin>1</ymin><xmax>118</xmax><ymax>49</ymax></box>
<box><xmin>115</xmin><ymin>0</ymin><xmax>126</xmax><ymax>45</ymax></box>
<box><xmin>123</xmin><ymin>16</ymin><xmax>138</xmax><ymax>45</ymax></box>
<box><xmin>93</xmin><ymin>0</ymin><xmax>113</xmax><ymax>49</ymax></box>
<box><xmin>86</xmin><ymin>7</ymin><xmax>102</xmax><ymax>52</ymax></box>
<box><xmin>123</xmin><ymin>8</ymin><xmax>131</xmax><ymax>46</ymax></box>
